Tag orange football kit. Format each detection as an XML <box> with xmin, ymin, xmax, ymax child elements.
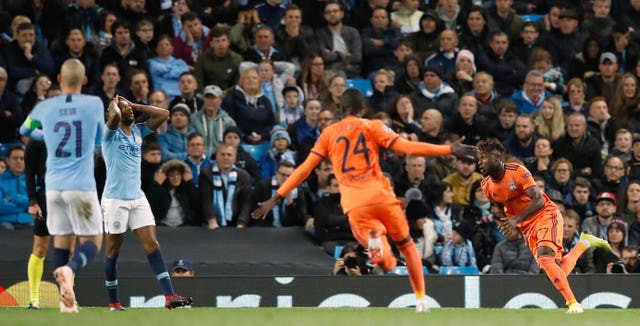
<box><xmin>481</xmin><ymin>163</ymin><xmax>588</xmax><ymax>307</ymax></box>
<box><xmin>276</xmin><ymin>116</ymin><xmax>452</xmax><ymax>300</ymax></box>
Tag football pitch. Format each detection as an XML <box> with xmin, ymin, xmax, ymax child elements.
<box><xmin>2</xmin><ymin>307</ymin><xmax>638</xmax><ymax>326</ymax></box>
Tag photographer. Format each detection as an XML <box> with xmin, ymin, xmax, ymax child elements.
<box><xmin>332</xmin><ymin>242</ymin><xmax>372</xmax><ymax>276</ymax></box>
<box><xmin>595</xmin><ymin>219</ymin><xmax>629</xmax><ymax>273</ymax></box>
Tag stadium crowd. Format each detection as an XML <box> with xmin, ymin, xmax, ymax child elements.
<box><xmin>1</xmin><ymin>0</ymin><xmax>640</xmax><ymax>275</ymax></box>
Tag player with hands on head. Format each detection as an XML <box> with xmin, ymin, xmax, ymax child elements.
<box><xmin>101</xmin><ymin>95</ymin><xmax>192</xmax><ymax>311</ymax></box>
<box><xmin>476</xmin><ymin>138</ymin><xmax>612</xmax><ymax>314</ymax></box>
<box><xmin>252</xmin><ymin>88</ymin><xmax>476</xmax><ymax>312</ymax></box>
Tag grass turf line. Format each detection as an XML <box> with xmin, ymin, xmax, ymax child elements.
<box><xmin>1</xmin><ymin>307</ymin><xmax>637</xmax><ymax>326</ymax></box>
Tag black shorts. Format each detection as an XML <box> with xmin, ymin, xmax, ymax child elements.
<box><xmin>33</xmin><ymin>192</ymin><xmax>49</xmax><ymax>237</ymax></box>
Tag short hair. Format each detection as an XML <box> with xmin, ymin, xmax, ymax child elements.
<box><xmin>490</xmin><ymin>30</ymin><xmax>508</xmax><ymax>42</ymax></box>
<box><xmin>253</xmin><ymin>25</ymin><xmax>274</xmax><ymax>39</ymax></box>
<box><xmin>573</xmin><ymin>176</ymin><xmax>591</xmax><ymax>189</ymax></box>
<box><xmin>102</xmin><ymin>63</ymin><xmax>119</xmax><ymax>75</ymax></box>
<box><xmin>395</xmin><ymin>39</ymin><xmax>413</xmax><ymax>50</ymax></box>
<box><xmin>187</xmin><ymin>132</ymin><xmax>204</xmax><ymax>142</ymax></box>
<box><xmin>474</xmin><ymin>71</ymin><xmax>494</xmax><ymax>84</ymax></box>
<box><xmin>467</xmin><ymin>5</ymin><xmax>488</xmax><ymax>22</ymax></box>
<box><xmin>66</xmin><ymin>28</ymin><xmax>85</xmax><ymax>40</ymax></box>
<box><xmin>516</xmin><ymin>113</ymin><xmax>534</xmax><ymax>125</ymax></box>
<box><xmin>616</xmin><ymin>128</ymin><xmax>632</xmax><ymax>138</ymax></box>
<box><xmin>324</xmin><ymin>0</ymin><xmax>343</xmax><ymax>12</ymax></box>
<box><xmin>375</xmin><ymin>69</ymin><xmax>395</xmax><ymax>84</ymax></box>
<box><xmin>567</xmin><ymin>112</ymin><xmax>587</xmax><ymax>125</ymax></box>
<box><xmin>17</xmin><ymin>22</ymin><xmax>35</xmax><ymax>34</ymax></box>
<box><xmin>285</xmin><ymin>4</ymin><xmax>301</xmax><ymax>13</ymax></box>
<box><xmin>340</xmin><ymin>88</ymin><xmax>367</xmax><ymax>116</ymax></box>
<box><xmin>60</xmin><ymin>59</ymin><xmax>86</xmax><ymax>87</ymax></box>
<box><xmin>525</xmin><ymin>69</ymin><xmax>544</xmax><ymax>83</ymax></box>
<box><xmin>477</xmin><ymin>138</ymin><xmax>506</xmax><ymax>155</ymax></box>
<box><xmin>589</xmin><ymin>96</ymin><xmax>607</xmax><ymax>108</ymax></box>
<box><xmin>136</xmin><ymin>19</ymin><xmax>153</xmax><ymax>30</ymax></box>
<box><xmin>181</xmin><ymin>11</ymin><xmax>200</xmax><ymax>25</ymax></box>
<box><xmin>277</xmin><ymin>160</ymin><xmax>295</xmax><ymax>170</ymax></box>
<box><xmin>7</xmin><ymin>144</ymin><xmax>25</xmax><ymax>157</ymax></box>
<box><xmin>210</xmin><ymin>25</ymin><xmax>230</xmax><ymax>39</ymax></box>
<box><xmin>143</xmin><ymin>141</ymin><xmax>162</xmax><ymax>153</ymax></box>
<box><xmin>498</xmin><ymin>99</ymin><xmax>517</xmax><ymax>114</ymax></box>
<box><xmin>127</xmin><ymin>69</ymin><xmax>148</xmax><ymax>83</ymax></box>
<box><xmin>521</xmin><ymin>21</ymin><xmax>539</xmax><ymax>32</ymax></box>
<box><xmin>563</xmin><ymin>209</ymin><xmax>581</xmax><ymax>224</ymax></box>
<box><xmin>111</xmin><ymin>20</ymin><xmax>132</xmax><ymax>35</ymax></box>
<box><xmin>567</xmin><ymin>78</ymin><xmax>587</xmax><ymax>91</ymax></box>
<box><xmin>179</xmin><ymin>71</ymin><xmax>196</xmax><ymax>81</ymax></box>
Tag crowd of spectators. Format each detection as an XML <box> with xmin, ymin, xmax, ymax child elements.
<box><xmin>1</xmin><ymin>0</ymin><xmax>640</xmax><ymax>275</ymax></box>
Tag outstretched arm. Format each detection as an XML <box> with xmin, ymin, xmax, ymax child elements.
<box><xmin>251</xmin><ymin>152</ymin><xmax>324</xmax><ymax>220</ymax></box>
<box><xmin>389</xmin><ymin>137</ymin><xmax>477</xmax><ymax>159</ymax></box>
<box><xmin>130</xmin><ymin>102</ymin><xmax>169</xmax><ymax>130</ymax></box>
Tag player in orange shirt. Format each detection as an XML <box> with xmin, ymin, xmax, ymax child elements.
<box><xmin>252</xmin><ymin>89</ymin><xmax>476</xmax><ymax>312</ymax></box>
<box><xmin>477</xmin><ymin>138</ymin><xmax>611</xmax><ymax>314</ymax></box>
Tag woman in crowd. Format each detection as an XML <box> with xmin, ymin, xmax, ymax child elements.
<box><xmin>534</xmin><ymin>97</ymin><xmax>565</xmax><ymax>141</ymax></box>
<box><xmin>451</xmin><ymin>49</ymin><xmax>476</xmax><ymax>94</ymax></box>
<box><xmin>388</xmin><ymin>95</ymin><xmax>421</xmax><ymax>135</ymax></box>
<box><xmin>593</xmin><ymin>220</ymin><xmax>628</xmax><ymax>273</ymax></box>
<box><xmin>148</xmin><ymin>35</ymin><xmax>189</xmax><ymax>101</ymax></box>
<box><xmin>318</xmin><ymin>73</ymin><xmax>346</xmax><ymax>118</ymax></box>
<box><xmin>426</xmin><ymin>182</ymin><xmax>462</xmax><ymax>243</ymax></box>
<box><xmin>90</xmin><ymin>11</ymin><xmax>118</xmax><ymax>55</ymax></box>
<box><xmin>611</xmin><ymin>73</ymin><xmax>640</xmax><ymax>129</ymax></box>
<box><xmin>458</xmin><ymin>6</ymin><xmax>491</xmax><ymax>56</ymax></box>
<box><xmin>21</xmin><ymin>74</ymin><xmax>52</xmax><ymax>115</ymax></box>
<box><xmin>298</xmin><ymin>54</ymin><xmax>327</xmax><ymax>101</ymax></box>
<box><xmin>395</xmin><ymin>53</ymin><xmax>423</xmax><ymax>95</ymax></box>
<box><xmin>221</xmin><ymin>68</ymin><xmax>275</xmax><ymax>144</ymax></box>
<box><xmin>563</xmin><ymin>78</ymin><xmax>589</xmax><ymax>116</ymax></box>
<box><xmin>617</xmin><ymin>181</ymin><xmax>640</xmax><ymax>225</ymax></box>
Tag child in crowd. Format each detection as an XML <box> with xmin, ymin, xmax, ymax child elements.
<box><xmin>260</xmin><ymin>126</ymin><xmax>296</xmax><ymax>179</ymax></box>
<box><xmin>440</xmin><ymin>220</ymin><xmax>477</xmax><ymax>268</ymax></box>
<box><xmin>531</xmin><ymin>48</ymin><xmax>566</xmax><ymax>95</ymax></box>
<box><xmin>279</xmin><ymin>85</ymin><xmax>305</xmax><ymax>129</ymax></box>
<box><xmin>369</xmin><ymin>69</ymin><xmax>399</xmax><ymax>114</ymax></box>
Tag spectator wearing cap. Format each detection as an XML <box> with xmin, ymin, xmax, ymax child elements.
<box><xmin>476</xmin><ymin>30</ymin><xmax>527</xmax><ymax>97</ymax></box>
<box><xmin>409</xmin><ymin>62</ymin><xmax>458</xmax><ymax>120</ymax></box>
<box><xmin>221</xmin><ymin>68</ymin><xmax>276</xmax><ymax>144</ymax></box>
<box><xmin>582</xmin><ymin>192</ymin><xmax>618</xmax><ymax>239</ymax></box>
<box><xmin>260</xmin><ymin>126</ymin><xmax>296</xmax><ymax>179</ymax></box>
<box><xmin>148</xmin><ymin>35</ymin><xmax>189</xmax><ymax>100</ymax></box>
<box><xmin>406</xmin><ymin>199</ymin><xmax>438</xmax><ymax>270</ymax></box>
<box><xmin>609</xmin><ymin>23</ymin><xmax>640</xmax><ymax>74</ymax></box>
<box><xmin>222</xmin><ymin>126</ymin><xmax>260</xmax><ymax>184</ymax></box>
<box><xmin>540</xmin><ymin>8</ymin><xmax>588</xmax><ymax>74</ymax></box>
<box><xmin>407</xmin><ymin>11</ymin><xmax>445</xmax><ymax>61</ymax></box>
<box><xmin>190</xmin><ymin>85</ymin><xmax>236</xmax><ymax>156</ymax></box>
<box><xmin>440</xmin><ymin>220</ymin><xmax>477</xmax><ymax>268</ymax></box>
<box><xmin>586</xmin><ymin>52</ymin><xmax>622</xmax><ymax>101</ymax></box>
<box><xmin>451</xmin><ymin>49</ymin><xmax>476</xmax><ymax>94</ymax></box>
<box><xmin>279</xmin><ymin>85</ymin><xmax>304</xmax><ymax>129</ymax></box>
<box><xmin>596</xmin><ymin>219</ymin><xmax>629</xmax><ymax>273</ymax></box>
<box><xmin>171</xmin><ymin>259</ymin><xmax>195</xmax><ymax>277</ymax></box>
<box><xmin>157</xmin><ymin>103</ymin><xmax>195</xmax><ymax>161</ymax></box>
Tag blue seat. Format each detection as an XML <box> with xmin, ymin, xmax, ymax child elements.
<box><xmin>438</xmin><ymin>266</ymin><xmax>480</xmax><ymax>275</ymax></box>
<box><xmin>346</xmin><ymin>79</ymin><xmax>374</xmax><ymax>97</ymax></box>
<box><xmin>521</xmin><ymin>14</ymin><xmax>544</xmax><ymax>22</ymax></box>
<box><xmin>241</xmin><ymin>143</ymin><xmax>271</xmax><ymax>161</ymax></box>
<box><xmin>388</xmin><ymin>266</ymin><xmax>429</xmax><ymax>275</ymax></box>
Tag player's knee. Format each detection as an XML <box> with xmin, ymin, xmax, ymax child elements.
<box><xmin>378</xmin><ymin>256</ymin><xmax>397</xmax><ymax>273</ymax></box>
<box><xmin>142</xmin><ymin>241</ymin><xmax>160</xmax><ymax>254</ymax></box>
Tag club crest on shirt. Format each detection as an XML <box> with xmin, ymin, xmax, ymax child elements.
<box><xmin>135</xmin><ymin>135</ymin><xmax>142</xmax><ymax>143</ymax></box>
<box><xmin>509</xmin><ymin>182</ymin><xmax>517</xmax><ymax>191</ymax></box>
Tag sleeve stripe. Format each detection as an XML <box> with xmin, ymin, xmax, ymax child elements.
<box><xmin>310</xmin><ymin>150</ymin><xmax>327</xmax><ymax>159</ymax></box>
<box><xmin>387</xmin><ymin>135</ymin><xmax>400</xmax><ymax>149</ymax></box>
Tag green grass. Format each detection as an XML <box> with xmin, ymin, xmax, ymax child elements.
<box><xmin>1</xmin><ymin>308</ymin><xmax>638</xmax><ymax>326</ymax></box>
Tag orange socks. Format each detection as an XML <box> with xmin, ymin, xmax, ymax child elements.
<box><xmin>561</xmin><ymin>242</ymin><xmax>587</xmax><ymax>275</ymax></box>
<box><xmin>538</xmin><ymin>256</ymin><xmax>575</xmax><ymax>303</ymax></box>
<box><xmin>397</xmin><ymin>240</ymin><xmax>426</xmax><ymax>299</ymax></box>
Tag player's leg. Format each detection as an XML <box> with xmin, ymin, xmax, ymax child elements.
<box><xmin>380</xmin><ymin>202</ymin><xmax>427</xmax><ymax>311</ymax></box>
<box><xmin>131</xmin><ymin>197</ymin><xmax>192</xmax><ymax>309</ymax></box>
<box><xmin>27</xmin><ymin>209</ymin><xmax>50</xmax><ymax>309</ymax></box>
<box><xmin>105</xmin><ymin>233</ymin><xmax>125</xmax><ymax>310</ymax></box>
<box><xmin>561</xmin><ymin>233</ymin><xmax>611</xmax><ymax>275</ymax></box>
<box><xmin>55</xmin><ymin>191</ymin><xmax>104</xmax><ymax>311</ymax></box>
<box><xmin>102</xmin><ymin>197</ymin><xmax>128</xmax><ymax>310</ymax></box>
<box><xmin>347</xmin><ymin>206</ymin><xmax>397</xmax><ymax>271</ymax></box>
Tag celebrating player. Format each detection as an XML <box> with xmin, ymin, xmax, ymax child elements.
<box><xmin>252</xmin><ymin>88</ymin><xmax>476</xmax><ymax>312</ymax></box>
<box><xmin>101</xmin><ymin>95</ymin><xmax>192</xmax><ymax>310</ymax></box>
<box><xmin>20</xmin><ymin>59</ymin><xmax>105</xmax><ymax>313</ymax></box>
<box><xmin>477</xmin><ymin>138</ymin><xmax>611</xmax><ymax>314</ymax></box>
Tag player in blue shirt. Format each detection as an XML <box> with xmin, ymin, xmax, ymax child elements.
<box><xmin>102</xmin><ymin>95</ymin><xmax>192</xmax><ymax>310</ymax></box>
<box><xmin>20</xmin><ymin>59</ymin><xmax>104</xmax><ymax>313</ymax></box>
